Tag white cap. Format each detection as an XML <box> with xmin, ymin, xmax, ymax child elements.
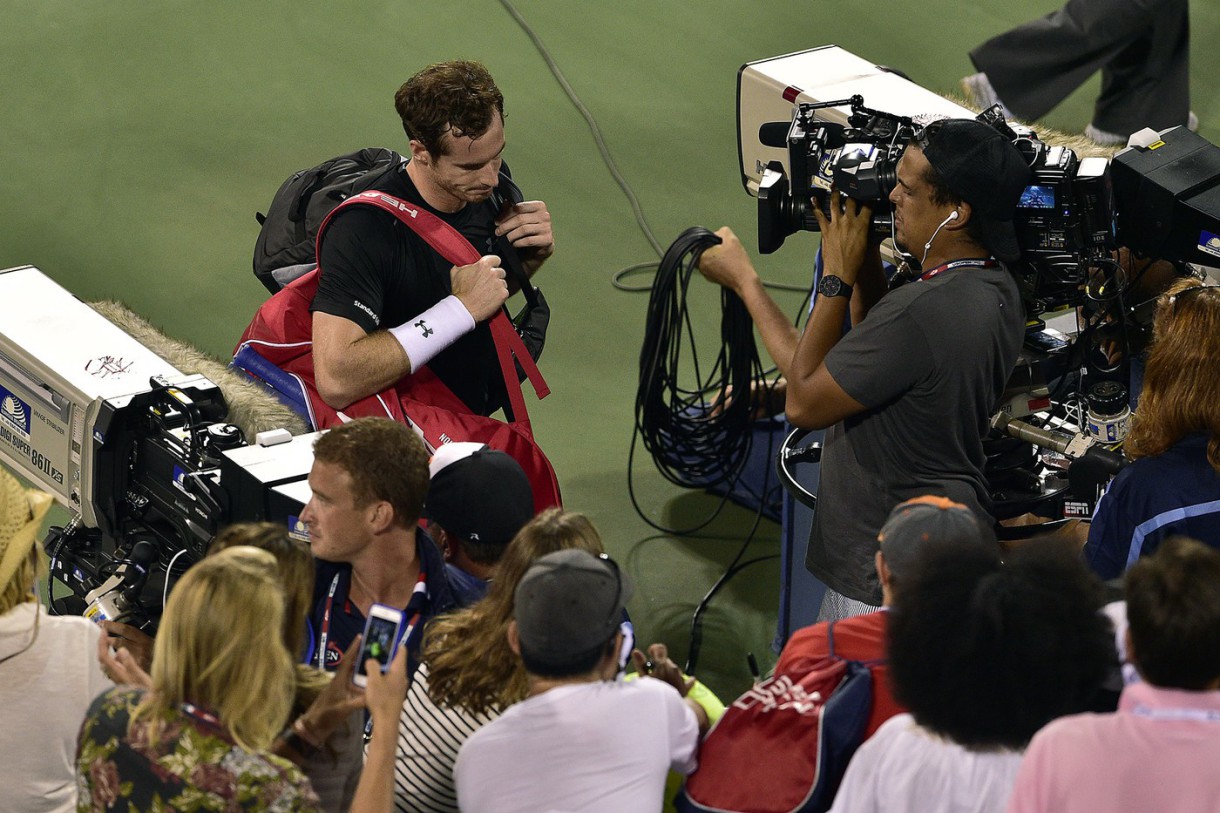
<box><xmin>428</xmin><ymin>441</ymin><xmax>488</xmax><ymax>479</ymax></box>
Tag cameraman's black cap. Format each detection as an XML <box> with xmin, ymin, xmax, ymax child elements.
<box><xmin>921</xmin><ymin>119</ymin><xmax>1031</xmax><ymax>263</ymax></box>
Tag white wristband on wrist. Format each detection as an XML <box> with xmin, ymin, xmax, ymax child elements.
<box><xmin>388</xmin><ymin>295</ymin><xmax>476</xmax><ymax>371</ymax></box>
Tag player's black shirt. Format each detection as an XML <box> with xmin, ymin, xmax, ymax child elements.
<box><xmin>313</xmin><ymin>163</ymin><xmax>507</xmax><ymax>414</ymax></box>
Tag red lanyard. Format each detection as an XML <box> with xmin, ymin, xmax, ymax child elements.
<box><xmin>920</xmin><ymin>258</ymin><xmax>998</xmax><ymax>280</ymax></box>
<box><xmin>180</xmin><ymin>702</ymin><xmax>229</xmax><ymax>742</ymax></box>
<box><xmin>316</xmin><ymin>569</ymin><xmax>426</xmax><ymax>670</ymax></box>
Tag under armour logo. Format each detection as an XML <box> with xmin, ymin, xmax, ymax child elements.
<box><xmin>414</xmin><ymin>320</ymin><xmax>434</xmax><ymax>338</ymax></box>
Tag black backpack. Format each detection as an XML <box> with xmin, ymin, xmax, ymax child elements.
<box><xmin>252</xmin><ymin>147</ymin><xmax>404</xmax><ymax>294</ymax></box>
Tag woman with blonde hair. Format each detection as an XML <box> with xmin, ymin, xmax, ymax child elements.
<box><xmin>392</xmin><ymin>507</ymin><xmax>606</xmax><ymax>812</ymax></box>
<box><xmin>0</xmin><ymin>466</ymin><xmax>110</xmax><ymax>813</ymax></box>
<box><xmin>1085</xmin><ymin>277</ymin><xmax>1220</xmax><ymax>578</ymax></box>
<box><xmin>100</xmin><ymin>522</ymin><xmax>379</xmax><ymax>811</ymax></box>
<box><xmin>212</xmin><ymin>523</ymin><xmax>368</xmax><ymax>810</ymax></box>
<box><xmin>79</xmin><ymin>546</ymin><xmax>317</xmax><ymax>809</ymax></box>
<box><xmin>80</xmin><ymin>544</ymin><xmax>407</xmax><ymax>811</ymax></box>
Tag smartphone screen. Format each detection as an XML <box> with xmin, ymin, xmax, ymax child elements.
<box><xmin>354</xmin><ymin>605</ymin><xmax>402</xmax><ymax>685</ymax></box>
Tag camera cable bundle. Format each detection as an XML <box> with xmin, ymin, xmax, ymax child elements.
<box><xmin>633</xmin><ymin>227</ymin><xmax>765</xmax><ymax>516</ymax></box>
<box><xmin>631</xmin><ymin>226</ymin><xmax>782</xmax><ymax>673</ymax></box>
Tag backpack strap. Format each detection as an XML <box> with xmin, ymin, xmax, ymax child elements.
<box><xmin>316</xmin><ymin>191</ymin><xmax>550</xmax><ymax>426</ymax></box>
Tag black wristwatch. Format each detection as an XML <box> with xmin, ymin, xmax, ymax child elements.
<box><xmin>817</xmin><ymin>274</ymin><xmax>853</xmax><ymax>299</ymax></box>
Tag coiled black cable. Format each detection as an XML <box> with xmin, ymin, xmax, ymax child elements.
<box><xmin>631</xmin><ymin>227</ymin><xmax>772</xmax><ymax>534</ymax></box>
<box><xmin>632</xmin><ymin>227</ymin><xmax>781</xmax><ymax>674</ymax></box>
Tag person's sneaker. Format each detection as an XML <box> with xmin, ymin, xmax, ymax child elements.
<box><xmin>1086</xmin><ymin>111</ymin><xmax>1200</xmax><ymax>146</ymax></box>
<box><xmin>960</xmin><ymin>72</ymin><xmax>1013</xmax><ymax>118</ymax></box>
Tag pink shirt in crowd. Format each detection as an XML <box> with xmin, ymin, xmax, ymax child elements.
<box><xmin>1006</xmin><ymin>681</ymin><xmax>1220</xmax><ymax>813</ymax></box>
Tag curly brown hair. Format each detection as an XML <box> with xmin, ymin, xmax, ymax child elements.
<box><xmin>394</xmin><ymin>60</ymin><xmax>505</xmax><ymax>157</ymax></box>
<box><xmin>1125</xmin><ymin>278</ymin><xmax>1220</xmax><ymax>472</ymax></box>
<box><xmin>312</xmin><ymin>418</ymin><xmax>429</xmax><ymax>527</ymax></box>
<box><xmin>421</xmin><ymin>508</ymin><xmax>604</xmax><ymax>715</ymax></box>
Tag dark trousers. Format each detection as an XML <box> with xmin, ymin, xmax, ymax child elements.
<box><xmin>970</xmin><ymin>0</ymin><xmax>1190</xmax><ymax>134</ymax></box>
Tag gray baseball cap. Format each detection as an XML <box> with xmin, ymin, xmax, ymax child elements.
<box><xmin>514</xmin><ymin>549</ymin><xmax>633</xmax><ymax>661</ymax></box>
<box><xmin>877</xmin><ymin>495</ymin><xmax>994</xmax><ymax>581</ymax></box>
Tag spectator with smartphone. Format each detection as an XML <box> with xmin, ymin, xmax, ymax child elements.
<box><xmin>393</xmin><ymin>508</ymin><xmax>604</xmax><ymax>811</ymax></box>
<box><xmin>100</xmin><ymin>523</ymin><xmax>371</xmax><ymax>811</ymax></box>
<box><xmin>81</xmin><ymin>544</ymin><xmax>409</xmax><ymax>812</ymax></box>
<box><xmin>0</xmin><ymin>466</ymin><xmax>110</xmax><ymax>813</ymax></box>
<box><xmin>301</xmin><ymin>418</ymin><xmax>457</xmax><ymax>674</ymax></box>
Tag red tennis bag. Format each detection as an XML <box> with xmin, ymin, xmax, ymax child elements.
<box><xmin>675</xmin><ymin>622</ymin><xmax>874</xmax><ymax>813</ymax></box>
<box><xmin>235</xmin><ymin>190</ymin><xmax>560</xmax><ymax>512</ymax></box>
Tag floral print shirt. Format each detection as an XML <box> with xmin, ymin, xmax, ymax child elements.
<box><xmin>76</xmin><ymin>688</ymin><xmax>320</xmax><ymax>812</ymax></box>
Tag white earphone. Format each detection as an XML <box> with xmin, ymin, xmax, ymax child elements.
<box><xmin>922</xmin><ymin>210</ymin><xmax>962</xmax><ymax>266</ymax></box>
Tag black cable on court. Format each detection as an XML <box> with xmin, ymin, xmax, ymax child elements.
<box><xmin>501</xmin><ymin>0</ymin><xmax>791</xmax><ymax>675</ymax></box>
<box><xmin>632</xmin><ymin>226</ymin><xmax>779</xmax><ymax>673</ymax></box>
<box><xmin>497</xmin><ymin>0</ymin><xmax>809</xmax><ymax>295</ymax></box>
<box><xmin>633</xmin><ymin>227</ymin><xmax>764</xmax><ymax>527</ymax></box>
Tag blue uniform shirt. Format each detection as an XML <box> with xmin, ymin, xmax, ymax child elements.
<box><xmin>1085</xmin><ymin>434</ymin><xmax>1220</xmax><ymax>579</ymax></box>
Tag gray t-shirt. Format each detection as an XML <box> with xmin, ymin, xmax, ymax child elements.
<box><xmin>807</xmin><ymin>264</ymin><xmax>1023</xmax><ymax>603</ymax></box>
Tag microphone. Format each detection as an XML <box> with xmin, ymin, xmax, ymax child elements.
<box><xmin>121</xmin><ymin>540</ymin><xmax>159</xmax><ymax>592</ymax></box>
<box><xmin>758</xmin><ymin>121</ymin><xmax>791</xmax><ymax>148</ymax></box>
<box><xmin>990</xmin><ymin>412</ymin><xmax>1125</xmax><ymax>476</ymax></box>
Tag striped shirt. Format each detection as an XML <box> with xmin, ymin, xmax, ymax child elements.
<box><xmin>392</xmin><ymin>663</ymin><xmax>499</xmax><ymax>813</ymax></box>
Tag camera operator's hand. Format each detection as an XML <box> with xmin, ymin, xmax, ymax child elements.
<box><xmin>99</xmin><ymin>620</ymin><xmax>154</xmax><ymax>673</ymax></box>
<box><xmin>496</xmin><ymin>200</ymin><xmax>555</xmax><ymax>276</ymax></box>
<box><xmin>97</xmin><ymin>627</ymin><xmax>151</xmax><ymax>688</ymax></box>
<box><xmin>697</xmin><ymin>227</ymin><xmax>757</xmax><ymax>294</ymax></box>
<box><xmin>812</xmin><ymin>189</ymin><xmax>874</xmax><ymax>285</ymax></box>
<box><xmin>451</xmin><ymin>255</ymin><xmax>509</xmax><ymax>322</ymax></box>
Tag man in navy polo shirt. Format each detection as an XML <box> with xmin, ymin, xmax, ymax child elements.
<box><xmin>301</xmin><ymin>418</ymin><xmax>456</xmax><ymax>674</ymax></box>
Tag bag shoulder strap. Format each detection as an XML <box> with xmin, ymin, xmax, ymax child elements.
<box><xmin>316</xmin><ymin>191</ymin><xmax>550</xmax><ymax>424</ymax></box>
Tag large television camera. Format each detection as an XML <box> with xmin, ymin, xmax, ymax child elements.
<box><xmin>740</xmin><ymin>47</ymin><xmax>1220</xmax><ymax>304</ymax></box>
<box><xmin>0</xmin><ymin>265</ymin><xmax>317</xmax><ymax>631</ymax></box>
<box><xmin>739</xmin><ymin>46</ymin><xmax>1220</xmax><ymax>526</ymax></box>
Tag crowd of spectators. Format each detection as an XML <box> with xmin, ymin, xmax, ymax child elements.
<box><xmin>3</xmin><ymin>396</ymin><xmax>1216</xmax><ymax>810</ymax></box>
<box><xmin>2</xmin><ymin>56</ymin><xmax>1218</xmax><ymax>813</ymax></box>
